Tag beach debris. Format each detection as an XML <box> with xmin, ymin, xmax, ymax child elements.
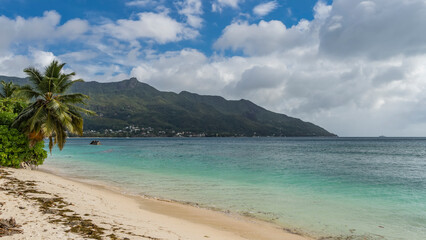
<box><xmin>0</xmin><ymin>169</ymin><xmax>163</xmax><ymax>240</ymax></box>
<box><xmin>90</xmin><ymin>140</ymin><xmax>101</xmax><ymax>145</ymax></box>
<box><xmin>19</xmin><ymin>162</ymin><xmax>37</xmax><ymax>170</ymax></box>
<box><xmin>318</xmin><ymin>235</ymin><xmax>383</xmax><ymax>240</ymax></box>
<box><xmin>0</xmin><ymin>169</ymin><xmax>105</xmax><ymax>239</ymax></box>
<box><xmin>0</xmin><ymin>217</ymin><xmax>23</xmax><ymax>237</ymax></box>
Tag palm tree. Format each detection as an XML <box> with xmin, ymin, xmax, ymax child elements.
<box><xmin>13</xmin><ymin>60</ymin><xmax>95</xmax><ymax>152</ymax></box>
<box><xmin>0</xmin><ymin>80</ymin><xmax>20</xmax><ymax>98</ymax></box>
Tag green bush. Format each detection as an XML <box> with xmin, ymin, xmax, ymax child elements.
<box><xmin>0</xmin><ymin>111</ymin><xmax>16</xmax><ymax>125</ymax></box>
<box><xmin>0</xmin><ymin>125</ymin><xmax>47</xmax><ymax>168</ymax></box>
<box><xmin>0</xmin><ymin>98</ymin><xmax>27</xmax><ymax>114</ymax></box>
<box><xmin>0</xmin><ymin>99</ymin><xmax>47</xmax><ymax>168</ymax></box>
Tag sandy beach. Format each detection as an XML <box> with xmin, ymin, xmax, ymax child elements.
<box><xmin>0</xmin><ymin>167</ymin><xmax>311</xmax><ymax>240</ymax></box>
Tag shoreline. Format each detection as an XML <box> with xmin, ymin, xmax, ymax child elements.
<box><xmin>39</xmin><ymin>166</ymin><xmax>294</xmax><ymax>228</ymax></box>
<box><xmin>67</xmin><ymin>136</ymin><xmax>339</xmax><ymax>139</ymax></box>
<box><xmin>0</xmin><ymin>167</ymin><xmax>312</xmax><ymax>240</ymax></box>
<box><xmin>40</xmin><ymin>167</ymin><xmax>311</xmax><ymax>236</ymax></box>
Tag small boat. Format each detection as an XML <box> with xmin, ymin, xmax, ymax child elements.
<box><xmin>90</xmin><ymin>140</ymin><xmax>101</xmax><ymax>145</ymax></box>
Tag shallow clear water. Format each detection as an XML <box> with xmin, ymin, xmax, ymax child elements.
<box><xmin>45</xmin><ymin>137</ymin><xmax>426</xmax><ymax>239</ymax></box>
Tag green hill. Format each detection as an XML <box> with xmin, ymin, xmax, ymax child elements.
<box><xmin>1</xmin><ymin>75</ymin><xmax>336</xmax><ymax>137</ymax></box>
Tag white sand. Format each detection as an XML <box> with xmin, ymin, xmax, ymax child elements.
<box><xmin>0</xmin><ymin>168</ymin><xmax>311</xmax><ymax>240</ymax></box>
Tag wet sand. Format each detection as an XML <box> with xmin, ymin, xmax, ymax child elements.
<box><xmin>0</xmin><ymin>168</ymin><xmax>311</xmax><ymax>240</ymax></box>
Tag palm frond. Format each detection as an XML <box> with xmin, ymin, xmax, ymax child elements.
<box><xmin>24</xmin><ymin>67</ymin><xmax>44</xmax><ymax>86</ymax></box>
<box><xmin>18</xmin><ymin>85</ymin><xmax>42</xmax><ymax>100</ymax></box>
<box><xmin>12</xmin><ymin>101</ymin><xmax>42</xmax><ymax>129</ymax></box>
<box><xmin>68</xmin><ymin>104</ymin><xmax>96</xmax><ymax>116</ymax></box>
<box><xmin>44</xmin><ymin>60</ymin><xmax>63</xmax><ymax>78</ymax></box>
<box><xmin>59</xmin><ymin>78</ymin><xmax>84</xmax><ymax>93</ymax></box>
<box><xmin>56</xmin><ymin>73</ymin><xmax>74</xmax><ymax>93</ymax></box>
<box><xmin>57</xmin><ymin>93</ymin><xmax>89</xmax><ymax>104</ymax></box>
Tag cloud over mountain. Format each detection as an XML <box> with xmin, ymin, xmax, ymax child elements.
<box><xmin>1</xmin><ymin>0</ymin><xmax>426</xmax><ymax>136</ymax></box>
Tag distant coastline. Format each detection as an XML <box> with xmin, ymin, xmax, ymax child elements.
<box><xmin>74</xmin><ymin>134</ymin><xmax>340</xmax><ymax>138</ymax></box>
<box><xmin>2</xmin><ymin>75</ymin><xmax>336</xmax><ymax>138</ymax></box>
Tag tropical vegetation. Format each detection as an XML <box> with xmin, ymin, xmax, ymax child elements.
<box><xmin>0</xmin><ymin>80</ymin><xmax>21</xmax><ymax>99</ymax></box>
<box><xmin>12</xmin><ymin>60</ymin><xmax>95</xmax><ymax>152</ymax></box>
<box><xmin>0</xmin><ymin>60</ymin><xmax>93</xmax><ymax>168</ymax></box>
<box><xmin>0</xmin><ymin>98</ymin><xmax>46</xmax><ymax>168</ymax></box>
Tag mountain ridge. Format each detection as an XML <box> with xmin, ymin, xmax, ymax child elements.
<box><xmin>1</xmin><ymin>75</ymin><xmax>336</xmax><ymax>137</ymax></box>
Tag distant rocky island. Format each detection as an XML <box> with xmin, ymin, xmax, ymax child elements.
<box><xmin>1</xmin><ymin>75</ymin><xmax>336</xmax><ymax>137</ymax></box>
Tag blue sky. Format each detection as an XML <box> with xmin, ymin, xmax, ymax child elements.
<box><xmin>1</xmin><ymin>0</ymin><xmax>426</xmax><ymax>136</ymax></box>
<box><xmin>0</xmin><ymin>0</ymin><xmax>330</xmax><ymax>56</ymax></box>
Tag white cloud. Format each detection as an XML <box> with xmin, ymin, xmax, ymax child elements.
<box><xmin>125</xmin><ymin>0</ymin><xmax>158</xmax><ymax>7</ymax></box>
<box><xmin>235</xmin><ymin>65</ymin><xmax>285</xmax><ymax>91</ymax></box>
<box><xmin>319</xmin><ymin>0</ymin><xmax>426</xmax><ymax>59</ymax></box>
<box><xmin>100</xmin><ymin>12</ymin><xmax>198</xmax><ymax>43</ymax></box>
<box><xmin>177</xmin><ymin>0</ymin><xmax>203</xmax><ymax>28</ymax></box>
<box><xmin>214</xmin><ymin>1</ymin><xmax>331</xmax><ymax>56</ymax></box>
<box><xmin>0</xmin><ymin>11</ymin><xmax>89</xmax><ymax>52</ymax></box>
<box><xmin>56</xmin><ymin>19</ymin><xmax>90</xmax><ymax>39</ymax></box>
<box><xmin>69</xmin><ymin>63</ymin><xmax>131</xmax><ymax>83</ymax></box>
<box><xmin>214</xmin><ymin>19</ymin><xmax>315</xmax><ymax>55</ymax></box>
<box><xmin>0</xmin><ymin>54</ymin><xmax>32</xmax><ymax>77</ymax></box>
<box><xmin>58</xmin><ymin>50</ymin><xmax>98</xmax><ymax>62</ymax></box>
<box><xmin>31</xmin><ymin>49</ymin><xmax>56</xmax><ymax>67</ymax></box>
<box><xmin>0</xmin><ymin>49</ymin><xmax>57</xmax><ymax>77</ymax></box>
<box><xmin>253</xmin><ymin>1</ymin><xmax>278</xmax><ymax>17</ymax></box>
<box><xmin>212</xmin><ymin>0</ymin><xmax>241</xmax><ymax>12</ymax></box>
<box><xmin>131</xmin><ymin>49</ymin><xmax>223</xmax><ymax>92</ymax></box>
<box><xmin>313</xmin><ymin>0</ymin><xmax>332</xmax><ymax>20</ymax></box>
<box><xmin>0</xmin><ymin>11</ymin><xmax>60</xmax><ymax>43</ymax></box>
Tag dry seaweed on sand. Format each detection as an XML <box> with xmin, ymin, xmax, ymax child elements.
<box><xmin>0</xmin><ymin>169</ymin><xmax>105</xmax><ymax>239</ymax></box>
<box><xmin>0</xmin><ymin>169</ymin><xmax>162</xmax><ymax>240</ymax></box>
<box><xmin>0</xmin><ymin>217</ymin><xmax>23</xmax><ymax>237</ymax></box>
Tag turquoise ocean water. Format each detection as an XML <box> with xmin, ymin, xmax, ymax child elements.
<box><xmin>44</xmin><ymin>138</ymin><xmax>426</xmax><ymax>239</ymax></box>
